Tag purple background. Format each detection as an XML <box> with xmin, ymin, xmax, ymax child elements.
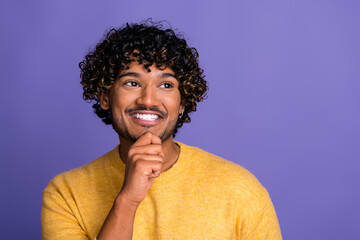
<box><xmin>1</xmin><ymin>0</ymin><xmax>359</xmax><ymax>239</ymax></box>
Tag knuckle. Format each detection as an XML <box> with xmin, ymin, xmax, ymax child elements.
<box><xmin>128</xmin><ymin>147</ymin><xmax>136</xmax><ymax>156</ymax></box>
<box><xmin>158</xmin><ymin>155</ymin><xmax>164</xmax><ymax>162</ymax></box>
<box><xmin>154</xmin><ymin>144</ymin><xmax>162</xmax><ymax>152</ymax></box>
<box><xmin>153</xmin><ymin>160</ymin><xmax>162</xmax><ymax>168</ymax></box>
<box><xmin>133</xmin><ymin>159</ymin><xmax>144</xmax><ymax>169</ymax></box>
<box><xmin>129</xmin><ymin>153</ymin><xmax>140</xmax><ymax>162</ymax></box>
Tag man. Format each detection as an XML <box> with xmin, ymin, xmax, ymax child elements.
<box><xmin>41</xmin><ymin>21</ymin><xmax>282</xmax><ymax>239</ymax></box>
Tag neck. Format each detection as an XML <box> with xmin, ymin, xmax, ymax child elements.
<box><xmin>119</xmin><ymin>136</ymin><xmax>180</xmax><ymax>173</ymax></box>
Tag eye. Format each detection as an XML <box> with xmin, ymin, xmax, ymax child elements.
<box><xmin>124</xmin><ymin>81</ymin><xmax>139</xmax><ymax>87</ymax></box>
<box><xmin>159</xmin><ymin>82</ymin><xmax>174</xmax><ymax>89</ymax></box>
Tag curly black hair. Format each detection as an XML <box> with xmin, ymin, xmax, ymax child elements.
<box><xmin>79</xmin><ymin>20</ymin><xmax>208</xmax><ymax>137</ymax></box>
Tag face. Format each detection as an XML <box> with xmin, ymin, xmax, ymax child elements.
<box><xmin>100</xmin><ymin>61</ymin><xmax>184</xmax><ymax>143</ymax></box>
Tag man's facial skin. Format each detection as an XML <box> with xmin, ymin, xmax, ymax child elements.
<box><xmin>100</xmin><ymin>61</ymin><xmax>184</xmax><ymax>144</ymax></box>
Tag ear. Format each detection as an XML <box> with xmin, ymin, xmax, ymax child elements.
<box><xmin>179</xmin><ymin>104</ymin><xmax>185</xmax><ymax>114</ymax></box>
<box><xmin>100</xmin><ymin>92</ymin><xmax>110</xmax><ymax>110</ymax></box>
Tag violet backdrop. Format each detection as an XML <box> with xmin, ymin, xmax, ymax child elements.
<box><xmin>1</xmin><ymin>0</ymin><xmax>359</xmax><ymax>239</ymax></box>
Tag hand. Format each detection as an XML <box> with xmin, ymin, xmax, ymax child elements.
<box><xmin>119</xmin><ymin>132</ymin><xmax>164</xmax><ymax>205</ymax></box>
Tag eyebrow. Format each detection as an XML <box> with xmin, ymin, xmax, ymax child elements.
<box><xmin>162</xmin><ymin>73</ymin><xmax>176</xmax><ymax>79</ymax></box>
<box><xmin>118</xmin><ymin>72</ymin><xmax>140</xmax><ymax>79</ymax></box>
<box><xmin>118</xmin><ymin>72</ymin><xmax>177</xmax><ymax>79</ymax></box>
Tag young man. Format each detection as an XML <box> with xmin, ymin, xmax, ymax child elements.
<box><xmin>41</xmin><ymin>21</ymin><xmax>282</xmax><ymax>240</ymax></box>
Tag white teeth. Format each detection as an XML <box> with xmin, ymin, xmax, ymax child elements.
<box><xmin>134</xmin><ymin>113</ymin><xmax>159</xmax><ymax>121</ymax></box>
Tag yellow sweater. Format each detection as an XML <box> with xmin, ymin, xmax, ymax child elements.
<box><xmin>41</xmin><ymin>142</ymin><xmax>282</xmax><ymax>239</ymax></box>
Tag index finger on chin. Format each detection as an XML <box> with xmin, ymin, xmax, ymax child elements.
<box><xmin>133</xmin><ymin>132</ymin><xmax>162</xmax><ymax>147</ymax></box>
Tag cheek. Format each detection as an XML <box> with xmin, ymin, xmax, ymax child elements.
<box><xmin>111</xmin><ymin>92</ymin><xmax>135</xmax><ymax>110</ymax></box>
<box><xmin>168</xmin><ymin>95</ymin><xmax>182</xmax><ymax>112</ymax></box>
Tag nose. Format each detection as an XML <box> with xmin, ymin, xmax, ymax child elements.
<box><xmin>135</xmin><ymin>85</ymin><xmax>159</xmax><ymax>107</ymax></box>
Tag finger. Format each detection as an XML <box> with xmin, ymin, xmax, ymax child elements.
<box><xmin>131</xmin><ymin>154</ymin><xmax>164</xmax><ymax>163</ymax></box>
<box><xmin>148</xmin><ymin>170</ymin><xmax>161</xmax><ymax>178</ymax></box>
<box><xmin>128</xmin><ymin>144</ymin><xmax>163</xmax><ymax>156</ymax></box>
<box><xmin>133</xmin><ymin>159</ymin><xmax>163</xmax><ymax>177</ymax></box>
<box><xmin>132</xmin><ymin>132</ymin><xmax>162</xmax><ymax>147</ymax></box>
<box><xmin>148</xmin><ymin>132</ymin><xmax>161</xmax><ymax>145</ymax></box>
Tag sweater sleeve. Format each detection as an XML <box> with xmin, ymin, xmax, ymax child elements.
<box><xmin>41</xmin><ymin>179</ymin><xmax>90</xmax><ymax>240</ymax></box>
<box><xmin>237</xmin><ymin>189</ymin><xmax>282</xmax><ymax>240</ymax></box>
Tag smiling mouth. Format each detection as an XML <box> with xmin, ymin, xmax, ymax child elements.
<box><xmin>129</xmin><ymin>112</ymin><xmax>163</xmax><ymax>126</ymax></box>
<box><xmin>131</xmin><ymin>113</ymin><xmax>160</xmax><ymax>121</ymax></box>
<box><xmin>126</xmin><ymin>106</ymin><xmax>167</xmax><ymax>126</ymax></box>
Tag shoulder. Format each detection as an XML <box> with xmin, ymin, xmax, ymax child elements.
<box><xmin>41</xmin><ymin>147</ymin><xmax>122</xmax><ymax>239</ymax></box>
<box><xmin>179</xmin><ymin>142</ymin><xmax>261</xmax><ymax>185</ymax></box>
<box><xmin>43</xmin><ymin>146</ymin><xmax>122</xmax><ymax>195</ymax></box>
<box><xmin>178</xmin><ymin>142</ymin><xmax>270</xmax><ymax>204</ymax></box>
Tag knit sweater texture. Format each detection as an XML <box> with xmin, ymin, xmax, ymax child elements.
<box><xmin>41</xmin><ymin>142</ymin><xmax>282</xmax><ymax>239</ymax></box>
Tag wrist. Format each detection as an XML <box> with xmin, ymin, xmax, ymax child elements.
<box><xmin>115</xmin><ymin>192</ymin><xmax>140</xmax><ymax>212</ymax></box>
